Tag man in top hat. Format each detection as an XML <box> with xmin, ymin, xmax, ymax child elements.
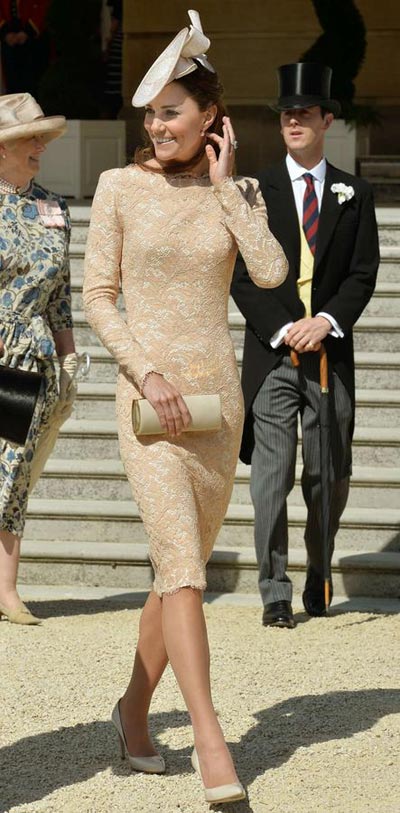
<box><xmin>231</xmin><ymin>62</ymin><xmax>379</xmax><ymax>628</ymax></box>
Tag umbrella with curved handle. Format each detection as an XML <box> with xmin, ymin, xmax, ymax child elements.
<box><xmin>291</xmin><ymin>344</ymin><xmax>331</xmax><ymax>613</ymax></box>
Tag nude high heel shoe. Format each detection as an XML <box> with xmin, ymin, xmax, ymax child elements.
<box><xmin>111</xmin><ymin>700</ymin><xmax>166</xmax><ymax>774</ymax></box>
<box><xmin>191</xmin><ymin>748</ymin><xmax>246</xmax><ymax>805</ymax></box>
<box><xmin>0</xmin><ymin>601</ymin><xmax>41</xmax><ymax>625</ymax></box>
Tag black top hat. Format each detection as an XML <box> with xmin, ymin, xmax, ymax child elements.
<box><xmin>274</xmin><ymin>63</ymin><xmax>341</xmax><ymax>116</ymax></box>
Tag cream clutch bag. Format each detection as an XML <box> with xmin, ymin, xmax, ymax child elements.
<box><xmin>132</xmin><ymin>394</ymin><xmax>222</xmax><ymax>435</ymax></box>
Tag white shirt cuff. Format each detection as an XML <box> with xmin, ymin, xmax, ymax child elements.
<box><xmin>270</xmin><ymin>322</ymin><xmax>293</xmax><ymax>348</ymax></box>
<box><xmin>317</xmin><ymin>312</ymin><xmax>344</xmax><ymax>338</ymax></box>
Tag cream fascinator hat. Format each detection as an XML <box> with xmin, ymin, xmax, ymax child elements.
<box><xmin>0</xmin><ymin>93</ymin><xmax>66</xmax><ymax>144</ymax></box>
<box><xmin>132</xmin><ymin>9</ymin><xmax>215</xmax><ymax>108</ymax></box>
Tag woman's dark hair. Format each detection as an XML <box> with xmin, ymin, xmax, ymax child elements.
<box><xmin>134</xmin><ymin>62</ymin><xmax>227</xmax><ymax>174</ymax></box>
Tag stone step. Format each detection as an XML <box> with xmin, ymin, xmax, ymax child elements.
<box><xmin>376</xmin><ymin>209</ymin><xmax>400</xmax><ymax>246</ymax></box>
<box><xmin>71</xmin><ymin>382</ymin><xmax>400</xmax><ymax>427</ymax></box>
<box><xmin>18</xmin><ymin>540</ymin><xmax>400</xmax><ymax>599</ymax></box>
<box><xmin>347</xmin><ymin>316</ymin><xmax>400</xmax><ymax>352</ymax></box>
<box><xmin>361</xmin><ymin>282</ymin><xmax>400</xmax><ymax>317</ymax></box>
<box><xmin>52</xmin><ymin>420</ymin><xmax>400</xmax><ymax>465</ymax></box>
<box><xmin>68</xmin><ymin>209</ymin><xmax>91</xmax><ymax>244</ymax></box>
<box><xmin>353</xmin><ymin>351</ymin><xmax>400</xmax><ymax>388</ymax></box>
<box><xmin>72</xmin><ymin>310</ymin><xmax>400</xmax><ymax>353</ymax></box>
<box><xmin>23</xmin><ymin>497</ymin><xmax>400</xmax><ymax>552</ymax></box>
<box><xmin>74</xmin><ymin>344</ymin><xmax>400</xmax><ymax>388</ymax></box>
<box><xmin>379</xmin><ymin>245</ymin><xmax>400</xmax><ymax>281</ymax></box>
<box><xmin>34</xmin><ymin>457</ymin><xmax>400</xmax><ymax>509</ymax></box>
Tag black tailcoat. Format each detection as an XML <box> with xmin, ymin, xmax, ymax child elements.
<box><xmin>231</xmin><ymin>160</ymin><xmax>380</xmax><ymax>463</ymax></box>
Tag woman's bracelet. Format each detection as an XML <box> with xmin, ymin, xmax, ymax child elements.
<box><xmin>141</xmin><ymin>370</ymin><xmax>162</xmax><ymax>394</ymax></box>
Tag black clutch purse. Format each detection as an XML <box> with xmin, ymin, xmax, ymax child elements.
<box><xmin>0</xmin><ymin>365</ymin><xmax>44</xmax><ymax>445</ymax></box>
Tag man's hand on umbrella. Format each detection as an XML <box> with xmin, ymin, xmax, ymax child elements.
<box><xmin>284</xmin><ymin>316</ymin><xmax>331</xmax><ymax>353</ymax></box>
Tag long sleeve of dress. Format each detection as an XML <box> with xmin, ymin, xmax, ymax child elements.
<box><xmin>213</xmin><ymin>177</ymin><xmax>288</xmax><ymax>288</ymax></box>
<box><xmin>47</xmin><ymin>253</ymin><xmax>74</xmax><ymax>334</ymax></box>
<box><xmin>45</xmin><ymin>199</ymin><xmax>73</xmax><ymax>334</ymax></box>
<box><xmin>83</xmin><ymin>170</ymin><xmax>157</xmax><ymax>390</ymax></box>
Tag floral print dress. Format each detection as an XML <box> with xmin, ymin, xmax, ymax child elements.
<box><xmin>0</xmin><ymin>182</ymin><xmax>73</xmax><ymax>536</ymax></box>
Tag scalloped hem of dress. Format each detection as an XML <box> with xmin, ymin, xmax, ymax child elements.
<box><xmin>153</xmin><ymin>581</ymin><xmax>207</xmax><ymax>598</ymax></box>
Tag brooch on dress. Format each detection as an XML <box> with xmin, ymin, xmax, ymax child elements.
<box><xmin>37</xmin><ymin>199</ymin><xmax>65</xmax><ymax>227</ymax></box>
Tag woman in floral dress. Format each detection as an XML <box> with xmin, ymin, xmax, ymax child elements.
<box><xmin>0</xmin><ymin>93</ymin><xmax>78</xmax><ymax>625</ymax></box>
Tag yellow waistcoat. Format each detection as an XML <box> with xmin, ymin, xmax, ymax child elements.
<box><xmin>297</xmin><ymin>220</ymin><xmax>315</xmax><ymax>317</ymax></box>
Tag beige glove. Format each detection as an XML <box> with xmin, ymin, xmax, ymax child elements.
<box><xmin>58</xmin><ymin>352</ymin><xmax>79</xmax><ymax>403</ymax></box>
<box><xmin>29</xmin><ymin>353</ymin><xmax>90</xmax><ymax>492</ymax></box>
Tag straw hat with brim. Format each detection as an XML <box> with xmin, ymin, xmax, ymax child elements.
<box><xmin>0</xmin><ymin>93</ymin><xmax>66</xmax><ymax>144</ymax></box>
<box><xmin>271</xmin><ymin>63</ymin><xmax>341</xmax><ymax>117</ymax></box>
<box><xmin>132</xmin><ymin>8</ymin><xmax>215</xmax><ymax>108</ymax></box>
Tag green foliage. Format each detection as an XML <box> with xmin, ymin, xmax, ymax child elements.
<box><xmin>301</xmin><ymin>0</ymin><xmax>379</xmax><ymax>123</ymax></box>
<box><xmin>38</xmin><ymin>0</ymin><xmax>104</xmax><ymax>119</ymax></box>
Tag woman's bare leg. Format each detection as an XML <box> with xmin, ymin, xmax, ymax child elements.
<box><xmin>0</xmin><ymin>531</ymin><xmax>22</xmax><ymax>610</ymax></box>
<box><xmin>162</xmin><ymin>587</ymin><xmax>238</xmax><ymax>788</ymax></box>
<box><xmin>119</xmin><ymin>587</ymin><xmax>238</xmax><ymax>786</ymax></box>
<box><xmin>119</xmin><ymin>590</ymin><xmax>169</xmax><ymax>756</ymax></box>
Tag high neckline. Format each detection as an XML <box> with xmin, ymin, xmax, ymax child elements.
<box><xmin>133</xmin><ymin>165</ymin><xmax>210</xmax><ymax>182</ymax></box>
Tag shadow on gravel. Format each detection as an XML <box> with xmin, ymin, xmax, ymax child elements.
<box><xmin>25</xmin><ymin>595</ymin><xmax>400</xmax><ymax>621</ymax></box>
<box><xmin>25</xmin><ymin>594</ymin><xmax>151</xmax><ymax>619</ymax></box>
<box><xmin>1</xmin><ymin>690</ymin><xmax>400</xmax><ymax>813</ymax></box>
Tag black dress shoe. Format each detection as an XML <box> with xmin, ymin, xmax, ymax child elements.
<box><xmin>262</xmin><ymin>601</ymin><xmax>295</xmax><ymax>629</ymax></box>
<box><xmin>302</xmin><ymin>567</ymin><xmax>333</xmax><ymax>617</ymax></box>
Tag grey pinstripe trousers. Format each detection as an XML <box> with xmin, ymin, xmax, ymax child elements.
<box><xmin>250</xmin><ymin>353</ymin><xmax>352</xmax><ymax>605</ymax></box>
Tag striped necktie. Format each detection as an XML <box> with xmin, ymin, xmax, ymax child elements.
<box><xmin>302</xmin><ymin>173</ymin><xmax>319</xmax><ymax>255</ymax></box>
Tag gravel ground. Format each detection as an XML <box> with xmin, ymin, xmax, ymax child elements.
<box><xmin>1</xmin><ymin>594</ymin><xmax>400</xmax><ymax>813</ymax></box>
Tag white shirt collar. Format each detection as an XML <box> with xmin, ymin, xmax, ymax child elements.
<box><xmin>286</xmin><ymin>153</ymin><xmax>327</xmax><ymax>184</ymax></box>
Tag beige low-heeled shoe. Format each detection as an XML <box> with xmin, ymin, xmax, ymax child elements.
<box><xmin>111</xmin><ymin>700</ymin><xmax>166</xmax><ymax>774</ymax></box>
<box><xmin>191</xmin><ymin>748</ymin><xmax>246</xmax><ymax>805</ymax></box>
<box><xmin>0</xmin><ymin>601</ymin><xmax>41</xmax><ymax>625</ymax></box>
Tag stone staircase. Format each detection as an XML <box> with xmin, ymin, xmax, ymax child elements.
<box><xmin>359</xmin><ymin>156</ymin><xmax>400</xmax><ymax>203</ymax></box>
<box><xmin>20</xmin><ymin>206</ymin><xmax>400</xmax><ymax>599</ymax></box>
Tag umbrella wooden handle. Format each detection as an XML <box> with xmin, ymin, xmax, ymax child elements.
<box><xmin>319</xmin><ymin>344</ymin><xmax>328</xmax><ymax>391</ymax></box>
<box><xmin>324</xmin><ymin>579</ymin><xmax>331</xmax><ymax>613</ymax></box>
<box><xmin>290</xmin><ymin>349</ymin><xmax>300</xmax><ymax>367</ymax></box>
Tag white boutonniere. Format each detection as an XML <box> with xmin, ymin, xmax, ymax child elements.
<box><xmin>331</xmin><ymin>183</ymin><xmax>355</xmax><ymax>205</ymax></box>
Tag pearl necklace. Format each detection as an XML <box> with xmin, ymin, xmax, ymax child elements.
<box><xmin>0</xmin><ymin>177</ymin><xmax>32</xmax><ymax>195</ymax></box>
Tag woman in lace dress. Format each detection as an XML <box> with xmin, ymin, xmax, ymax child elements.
<box><xmin>84</xmin><ymin>11</ymin><xmax>287</xmax><ymax>805</ymax></box>
<box><xmin>0</xmin><ymin>93</ymin><xmax>79</xmax><ymax>625</ymax></box>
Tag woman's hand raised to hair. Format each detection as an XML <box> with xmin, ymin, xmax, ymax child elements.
<box><xmin>141</xmin><ymin>372</ymin><xmax>192</xmax><ymax>437</ymax></box>
<box><xmin>206</xmin><ymin>115</ymin><xmax>237</xmax><ymax>186</ymax></box>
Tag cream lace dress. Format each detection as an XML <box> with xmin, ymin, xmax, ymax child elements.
<box><xmin>83</xmin><ymin>166</ymin><xmax>287</xmax><ymax>595</ymax></box>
